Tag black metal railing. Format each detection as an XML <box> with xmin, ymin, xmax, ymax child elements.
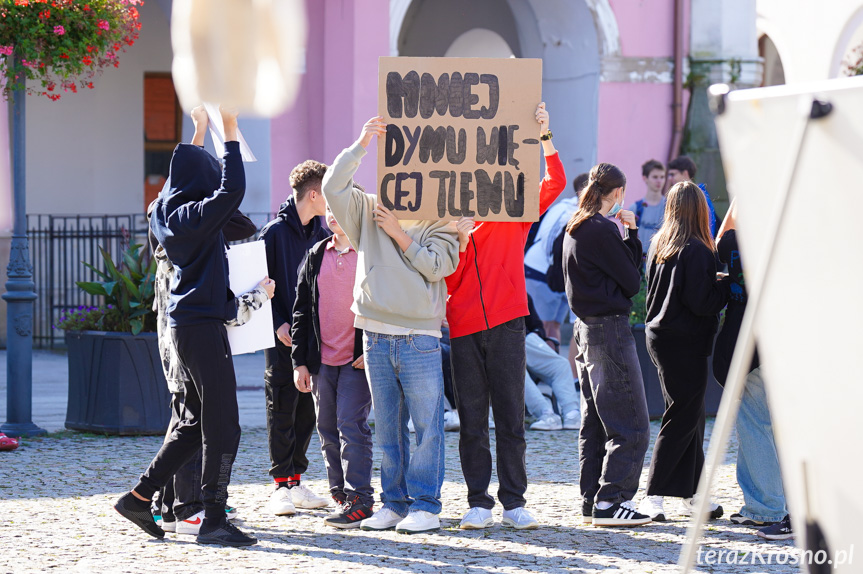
<box><xmin>27</xmin><ymin>212</ymin><xmax>276</xmax><ymax>348</ymax></box>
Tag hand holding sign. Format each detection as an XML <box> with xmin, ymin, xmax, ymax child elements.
<box><xmin>359</xmin><ymin>117</ymin><xmax>387</xmax><ymax>149</ymax></box>
<box><xmin>456</xmin><ymin>217</ymin><xmax>476</xmax><ymax>252</ymax></box>
<box><xmin>535</xmin><ymin>102</ymin><xmax>549</xmax><ymax>136</ymax></box>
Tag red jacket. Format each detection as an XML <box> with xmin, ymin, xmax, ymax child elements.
<box><xmin>445</xmin><ymin>152</ymin><xmax>567</xmax><ymax>338</ymax></box>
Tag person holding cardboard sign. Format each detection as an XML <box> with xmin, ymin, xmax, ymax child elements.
<box><xmin>321</xmin><ymin>118</ymin><xmax>460</xmax><ymax>535</ymax></box>
<box><xmin>446</xmin><ymin>102</ymin><xmax>566</xmax><ymax>531</ymax></box>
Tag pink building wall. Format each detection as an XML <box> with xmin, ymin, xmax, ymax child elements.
<box><xmin>270</xmin><ymin>0</ymin><xmax>389</xmax><ymax>211</ymax></box>
<box><xmin>598</xmin><ymin>0</ymin><xmax>691</xmax><ymax>205</ymax></box>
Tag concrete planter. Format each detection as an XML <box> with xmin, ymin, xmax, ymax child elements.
<box><xmin>65</xmin><ymin>330</ymin><xmax>169</xmax><ymax>435</ymax></box>
<box><xmin>631</xmin><ymin>324</ymin><xmax>724</xmax><ymax>420</ymax></box>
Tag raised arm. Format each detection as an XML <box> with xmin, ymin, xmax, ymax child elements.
<box><xmin>321</xmin><ymin>118</ymin><xmax>386</xmax><ymax>246</ymax></box>
<box><xmin>175</xmin><ymin>108</ymin><xmax>246</xmax><ymax>235</ymax></box>
<box><xmin>190</xmin><ymin>105</ymin><xmax>208</xmax><ymax>147</ymax></box>
<box><xmin>535</xmin><ymin>104</ymin><xmax>566</xmax><ymax>215</ymax></box>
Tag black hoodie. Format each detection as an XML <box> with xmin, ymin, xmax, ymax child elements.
<box><xmin>150</xmin><ymin>141</ymin><xmax>245</xmax><ymax>327</ymax></box>
<box><xmin>260</xmin><ymin>196</ymin><xmax>331</xmax><ymax>331</ymax></box>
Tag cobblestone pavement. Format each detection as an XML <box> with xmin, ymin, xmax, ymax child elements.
<box><xmin>1</xmin><ymin>415</ymin><xmax>801</xmax><ymax>574</ymax></box>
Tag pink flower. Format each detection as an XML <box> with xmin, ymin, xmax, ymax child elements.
<box><xmin>106</xmin><ymin>51</ymin><xmax>115</xmax><ymax>59</ymax></box>
<box><xmin>0</xmin><ymin>46</ymin><xmax>13</xmax><ymax>56</ymax></box>
<box><xmin>97</xmin><ymin>19</ymin><xmax>110</xmax><ymax>31</ymax></box>
<box><xmin>53</xmin><ymin>25</ymin><xmax>65</xmax><ymax>35</ymax></box>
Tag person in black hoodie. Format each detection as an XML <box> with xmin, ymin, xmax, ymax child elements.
<box><xmin>640</xmin><ymin>181</ymin><xmax>730</xmax><ymax>522</ymax></box>
<box><xmin>260</xmin><ymin>160</ymin><xmax>332</xmax><ymax>515</ymax></box>
<box><xmin>114</xmin><ymin>105</ymin><xmax>257</xmax><ymax>547</ymax></box>
<box><xmin>562</xmin><ymin>162</ymin><xmax>652</xmax><ymax>527</ymax></box>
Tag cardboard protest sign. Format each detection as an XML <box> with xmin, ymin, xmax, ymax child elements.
<box><xmin>378</xmin><ymin>57</ymin><xmax>543</xmax><ymax>221</ymax></box>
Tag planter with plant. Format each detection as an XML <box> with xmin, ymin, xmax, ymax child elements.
<box><xmin>58</xmin><ymin>243</ymin><xmax>169</xmax><ymax>435</ymax></box>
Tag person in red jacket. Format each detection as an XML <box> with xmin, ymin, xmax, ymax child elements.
<box><xmin>446</xmin><ymin>103</ymin><xmax>566</xmax><ymax>530</ymax></box>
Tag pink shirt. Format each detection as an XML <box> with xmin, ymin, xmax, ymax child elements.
<box><xmin>319</xmin><ymin>238</ymin><xmax>358</xmax><ymax>366</ymax></box>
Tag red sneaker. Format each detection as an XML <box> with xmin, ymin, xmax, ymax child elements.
<box><xmin>0</xmin><ymin>433</ymin><xmax>20</xmax><ymax>451</ymax></box>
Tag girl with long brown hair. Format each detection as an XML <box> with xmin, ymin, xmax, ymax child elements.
<box><xmin>639</xmin><ymin>181</ymin><xmax>730</xmax><ymax>522</ymax></box>
<box><xmin>562</xmin><ymin>163</ymin><xmax>652</xmax><ymax>527</ymax></box>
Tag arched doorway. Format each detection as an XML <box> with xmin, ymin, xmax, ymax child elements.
<box><xmin>758</xmin><ymin>35</ymin><xmax>786</xmax><ymax>86</ymax></box>
<box><xmin>834</xmin><ymin>7</ymin><xmax>863</xmax><ymax>77</ymax></box>
<box><xmin>394</xmin><ymin>0</ymin><xmax>604</xmax><ymax>195</ymax></box>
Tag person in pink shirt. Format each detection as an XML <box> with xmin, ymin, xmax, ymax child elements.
<box><xmin>291</xmin><ymin>201</ymin><xmax>372</xmax><ymax>529</ymax></box>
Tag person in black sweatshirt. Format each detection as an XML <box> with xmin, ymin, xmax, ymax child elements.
<box><xmin>259</xmin><ymin>160</ymin><xmax>332</xmax><ymax>515</ymax></box>
<box><xmin>562</xmin><ymin>163</ymin><xmax>652</xmax><ymax>527</ymax></box>
<box><xmin>114</xmin><ymin>105</ymin><xmax>256</xmax><ymax>547</ymax></box>
<box><xmin>640</xmin><ymin>181</ymin><xmax>730</xmax><ymax>522</ymax></box>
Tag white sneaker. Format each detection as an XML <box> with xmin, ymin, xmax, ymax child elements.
<box><xmin>396</xmin><ymin>510</ymin><xmax>440</xmax><ymax>534</ymax></box>
<box><xmin>407</xmin><ymin>418</ymin><xmax>416</xmax><ymax>433</ymax></box>
<box><xmin>459</xmin><ymin>507</ymin><xmax>493</xmax><ymax>530</ymax></box>
<box><xmin>562</xmin><ymin>409</ymin><xmax>581</xmax><ymax>430</ymax></box>
<box><xmin>502</xmin><ymin>507</ymin><xmax>539</xmax><ymax>530</ymax></box>
<box><xmin>680</xmin><ymin>496</ymin><xmax>724</xmax><ymax>520</ymax></box>
<box><xmin>488</xmin><ymin>411</ymin><xmax>496</xmax><ymax>430</ymax></box>
<box><xmin>175</xmin><ymin>510</ymin><xmax>205</xmax><ymax>535</ymax></box>
<box><xmin>360</xmin><ymin>507</ymin><xmax>405</xmax><ymax>531</ymax></box>
<box><xmin>529</xmin><ymin>412</ymin><xmax>562</xmax><ymax>431</ymax></box>
<box><xmin>443</xmin><ymin>410</ymin><xmax>460</xmax><ymax>432</ymax></box>
<box><xmin>639</xmin><ymin>496</ymin><xmax>666</xmax><ymax>522</ymax></box>
<box><xmin>159</xmin><ymin>519</ymin><xmax>176</xmax><ymax>533</ymax></box>
<box><xmin>291</xmin><ymin>484</ymin><xmax>330</xmax><ymax>509</ymax></box>
<box><xmin>269</xmin><ymin>485</ymin><xmax>296</xmax><ymax>516</ymax></box>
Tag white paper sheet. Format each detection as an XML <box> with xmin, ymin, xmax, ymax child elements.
<box><xmin>203</xmin><ymin>102</ymin><xmax>257</xmax><ymax>162</ymax></box>
<box><xmin>226</xmin><ymin>241</ymin><xmax>274</xmax><ymax>355</ymax></box>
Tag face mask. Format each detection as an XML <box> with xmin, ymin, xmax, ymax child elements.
<box><xmin>607</xmin><ymin>202</ymin><xmax>622</xmax><ymax>218</ymax></box>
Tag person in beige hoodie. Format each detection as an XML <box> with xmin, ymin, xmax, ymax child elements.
<box><xmin>321</xmin><ymin>117</ymin><xmax>459</xmax><ymax>535</ymax></box>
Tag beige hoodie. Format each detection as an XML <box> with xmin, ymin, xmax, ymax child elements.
<box><xmin>321</xmin><ymin>142</ymin><xmax>459</xmax><ymax>332</ymax></box>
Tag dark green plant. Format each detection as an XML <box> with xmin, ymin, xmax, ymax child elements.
<box><xmin>629</xmin><ymin>275</ymin><xmax>647</xmax><ymax>327</ymax></box>
<box><xmin>76</xmin><ymin>243</ymin><xmax>156</xmax><ymax>335</ymax></box>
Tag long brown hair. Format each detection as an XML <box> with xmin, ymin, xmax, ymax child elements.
<box><xmin>566</xmin><ymin>163</ymin><xmax>626</xmax><ymax>233</ymax></box>
<box><xmin>651</xmin><ymin>181</ymin><xmax>715</xmax><ymax>263</ymax></box>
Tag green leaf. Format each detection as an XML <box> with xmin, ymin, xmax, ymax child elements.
<box><xmin>82</xmin><ymin>262</ymin><xmax>110</xmax><ymax>281</ymax></box>
<box><xmin>76</xmin><ymin>281</ymin><xmax>109</xmax><ymax>297</ymax></box>
<box><xmin>123</xmin><ymin>250</ymin><xmax>142</xmax><ymax>276</ymax></box>
<box><xmin>99</xmin><ymin>247</ymin><xmax>123</xmax><ymax>282</ymax></box>
<box><xmin>130</xmin><ymin>319</ymin><xmax>143</xmax><ymax>336</ymax></box>
<box><xmin>118</xmin><ymin>270</ymin><xmax>141</xmax><ymax>299</ymax></box>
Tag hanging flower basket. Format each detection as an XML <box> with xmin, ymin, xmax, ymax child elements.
<box><xmin>0</xmin><ymin>0</ymin><xmax>143</xmax><ymax>101</ymax></box>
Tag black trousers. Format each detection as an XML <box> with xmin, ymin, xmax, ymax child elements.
<box><xmin>153</xmin><ymin>391</ymin><xmax>204</xmax><ymax>521</ymax></box>
<box><xmin>264</xmin><ymin>341</ymin><xmax>316</xmax><ymax>479</ymax></box>
<box><xmin>136</xmin><ymin>322</ymin><xmax>241</xmax><ymax>522</ymax></box>
<box><xmin>450</xmin><ymin>318</ymin><xmax>528</xmax><ymax>510</ymax></box>
<box><xmin>645</xmin><ymin>332</ymin><xmax>709</xmax><ymax>498</ymax></box>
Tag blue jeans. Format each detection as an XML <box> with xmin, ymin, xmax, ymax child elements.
<box><xmin>363</xmin><ymin>332</ymin><xmax>445</xmax><ymax>515</ymax></box>
<box><xmin>736</xmin><ymin>367</ymin><xmax>787</xmax><ymax>522</ymax></box>
<box><xmin>311</xmin><ymin>363</ymin><xmax>374</xmax><ymax>507</ymax></box>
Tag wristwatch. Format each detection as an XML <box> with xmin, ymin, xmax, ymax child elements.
<box><xmin>540</xmin><ymin>130</ymin><xmax>553</xmax><ymax>141</ymax></box>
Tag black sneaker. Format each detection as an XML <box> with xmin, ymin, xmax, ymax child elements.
<box><xmin>325</xmin><ymin>497</ymin><xmax>374</xmax><ymax>529</ymax></box>
<box><xmin>757</xmin><ymin>515</ymin><xmax>793</xmax><ymax>540</ymax></box>
<box><xmin>730</xmin><ymin>513</ymin><xmax>777</xmax><ymax>528</ymax></box>
<box><xmin>114</xmin><ymin>492</ymin><xmax>165</xmax><ymax>539</ymax></box>
<box><xmin>582</xmin><ymin>500</ymin><xmax>593</xmax><ymax>525</ymax></box>
<box><xmin>196</xmin><ymin>519</ymin><xmax>257</xmax><ymax>547</ymax></box>
<box><xmin>592</xmin><ymin>500</ymin><xmax>652</xmax><ymax>527</ymax></box>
